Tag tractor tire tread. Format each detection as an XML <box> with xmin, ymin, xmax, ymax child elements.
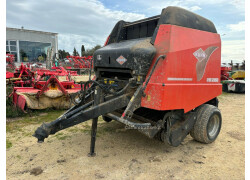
<box><xmin>190</xmin><ymin>104</ymin><xmax>221</xmax><ymax>144</ymax></box>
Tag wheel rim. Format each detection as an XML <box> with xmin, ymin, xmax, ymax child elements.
<box><xmin>207</xmin><ymin>114</ymin><xmax>220</xmax><ymax>139</ymax></box>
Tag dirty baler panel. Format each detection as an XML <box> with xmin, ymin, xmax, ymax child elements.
<box><xmin>94</xmin><ymin>38</ymin><xmax>156</xmax><ymax>77</ymax></box>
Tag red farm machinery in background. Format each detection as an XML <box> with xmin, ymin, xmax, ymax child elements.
<box><xmin>6</xmin><ymin>53</ymin><xmax>16</xmax><ymax>70</ymax></box>
<box><xmin>221</xmin><ymin>66</ymin><xmax>232</xmax><ymax>81</ymax></box>
<box><xmin>64</xmin><ymin>56</ymin><xmax>93</xmax><ymax>72</ymax></box>
<box><xmin>8</xmin><ymin>63</ymin><xmax>92</xmax><ymax>111</ymax></box>
<box><xmin>34</xmin><ymin>6</ymin><xmax>223</xmax><ymax>157</ymax></box>
<box><xmin>6</xmin><ymin>53</ymin><xmax>16</xmax><ymax>79</ymax></box>
<box><xmin>220</xmin><ymin>65</ymin><xmax>245</xmax><ymax>93</ymax></box>
<box><xmin>12</xmin><ymin>74</ymin><xmax>83</xmax><ymax>111</ymax></box>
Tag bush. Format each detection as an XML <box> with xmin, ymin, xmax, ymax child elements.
<box><xmin>6</xmin><ymin>85</ymin><xmax>26</xmax><ymax>118</ymax></box>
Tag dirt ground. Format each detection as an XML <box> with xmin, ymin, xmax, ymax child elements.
<box><xmin>6</xmin><ymin>93</ymin><xmax>245</xmax><ymax>180</ymax></box>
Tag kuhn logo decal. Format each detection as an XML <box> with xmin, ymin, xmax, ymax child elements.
<box><xmin>193</xmin><ymin>48</ymin><xmax>207</xmax><ymax>62</ymax></box>
<box><xmin>194</xmin><ymin>47</ymin><xmax>218</xmax><ymax>81</ymax></box>
<box><xmin>116</xmin><ymin>55</ymin><xmax>127</xmax><ymax>65</ymax></box>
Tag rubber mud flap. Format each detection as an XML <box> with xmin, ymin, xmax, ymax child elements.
<box><xmin>169</xmin><ymin>112</ymin><xmax>196</xmax><ymax>147</ymax></box>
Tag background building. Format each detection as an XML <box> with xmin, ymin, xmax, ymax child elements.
<box><xmin>6</xmin><ymin>27</ymin><xmax>58</xmax><ymax>63</ymax></box>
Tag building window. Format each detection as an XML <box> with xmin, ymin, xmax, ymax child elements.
<box><xmin>6</xmin><ymin>40</ymin><xmax>17</xmax><ymax>62</ymax></box>
<box><xmin>19</xmin><ymin>41</ymin><xmax>51</xmax><ymax>62</ymax></box>
<box><xmin>10</xmin><ymin>41</ymin><xmax>16</xmax><ymax>45</ymax></box>
<box><xmin>10</xmin><ymin>46</ymin><xmax>17</xmax><ymax>51</ymax></box>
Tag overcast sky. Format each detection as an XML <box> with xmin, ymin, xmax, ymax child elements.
<box><xmin>6</xmin><ymin>0</ymin><xmax>245</xmax><ymax>63</ymax></box>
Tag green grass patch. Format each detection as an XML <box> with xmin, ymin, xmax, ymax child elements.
<box><xmin>96</xmin><ymin>122</ymin><xmax>117</xmax><ymax>137</ymax></box>
<box><xmin>54</xmin><ymin>132</ymin><xmax>70</xmax><ymax>140</ymax></box>
<box><xmin>80</xmin><ymin>129</ymin><xmax>91</xmax><ymax>134</ymax></box>
<box><xmin>220</xmin><ymin>92</ymin><xmax>230</xmax><ymax>96</ymax></box>
<box><xmin>67</xmin><ymin>127</ymin><xmax>81</xmax><ymax>133</ymax></box>
<box><xmin>23</xmin><ymin>131</ymin><xmax>33</xmax><ymax>137</ymax></box>
<box><xmin>6</xmin><ymin>105</ymin><xmax>26</xmax><ymax>118</ymax></box>
<box><xmin>57</xmin><ymin>135</ymin><xmax>70</xmax><ymax>140</ymax></box>
<box><xmin>6</xmin><ymin>109</ymin><xmax>65</xmax><ymax>133</ymax></box>
<box><xmin>6</xmin><ymin>139</ymin><xmax>12</xmax><ymax>149</ymax></box>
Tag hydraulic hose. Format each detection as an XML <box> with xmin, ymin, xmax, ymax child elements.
<box><xmin>83</xmin><ymin>79</ymin><xmax>131</xmax><ymax>98</ymax></box>
<box><xmin>142</xmin><ymin>55</ymin><xmax>166</xmax><ymax>91</ymax></box>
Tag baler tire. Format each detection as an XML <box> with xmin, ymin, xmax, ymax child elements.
<box><xmin>102</xmin><ymin>116</ymin><xmax>112</xmax><ymax>123</ymax></box>
<box><xmin>190</xmin><ymin>104</ymin><xmax>222</xmax><ymax>144</ymax></box>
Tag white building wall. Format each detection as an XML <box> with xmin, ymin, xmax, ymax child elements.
<box><xmin>6</xmin><ymin>27</ymin><xmax>58</xmax><ymax>62</ymax></box>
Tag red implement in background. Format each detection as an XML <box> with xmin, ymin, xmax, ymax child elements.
<box><xmin>6</xmin><ymin>71</ymin><xmax>14</xmax><ymax>79</ymax></box>
<box><xmin>66</xmin><ymin>56</ymin><xmax>84</xmax><ymax>69</ymax></box>
<box><xmin>14</xmin><ymin>63</ymin><xmax>34</xmax><ymax>79</ymax></box>
<box><xmin>12</xmin><ymin>75</ymin><xmax>82</xmax><ymax>111</ymax></box>
<box><xmin>221</xmin><ymin>66</ymin><xmax>232</xmax><ymax>80</ymax></box>
<box><xmin>6</xmin><ymin>53</ymin><xmax>15</xmax><ymax>70</ymax></box>
<box><xmin>65</xmin><ymin>56</ymin><xmax>93</xmax><ymax>69</ymax></box>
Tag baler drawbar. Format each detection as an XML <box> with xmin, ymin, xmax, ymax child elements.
<box><xmin>34</xmin><ymin>6</ymin><xmax>222</xmax><ymax>155</ymax></box>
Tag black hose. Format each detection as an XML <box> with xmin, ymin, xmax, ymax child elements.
<box><xmin>142</xmin><ymin>55</ymin><xmax>166</xmax><ymax>91</ymax></box>
<box><xmin>83</xmin><ymin>79</ymin><xmax>130</xmax><ymax>98</ymax></box>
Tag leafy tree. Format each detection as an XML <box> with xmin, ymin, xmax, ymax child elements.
<box><xmin>241</xmin><ymin>60</ymin><xmax>245</xmax><ymax>70</ymax></box>
<box><xmin>81</xmin><ymin>45</ymin><xmax>85</xmax><ymax>57</ymax></box>
<box><xmin>83</xmin><ymin>45</ymin><xmax>102</xmax><ymax>56</ymax></box>
<box><xmin>58</xmin><ymin>49</ymin><xmax>70</xmax><ymax>59</ymax></box>
<box><xmin>73</xmin><ymin>47</ymin><xmax>79</xmax><ymax>56</ymax></box>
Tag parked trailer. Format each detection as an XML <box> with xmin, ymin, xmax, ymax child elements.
<box><xmin>34</xmin><ymin>6</ymin><xmax>222</xmax><ymax>156</ymax></box>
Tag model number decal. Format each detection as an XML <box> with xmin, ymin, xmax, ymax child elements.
<box><xmin>207</xmin><ymin>78</ymin><xmax>219</xmax><ymax>82</ymax></box>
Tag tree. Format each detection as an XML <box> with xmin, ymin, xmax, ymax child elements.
<box><xmin>81</xmin><ymin>45</ymin><xmax>85</xmax><ymax>57</ymax></box>
<box><xmin>83</xmin><ymin>45</ymin><xmax>102</xmax><ymax>56</ymax></box>
<box><xmin>58</xmin><ymin>49</ymin><xmax>70</xmax><ymax>59</ymax></box>
<box><xmin>241</xmin><ymin>60</ymin><xmax>245</xmax><ymax>70</ymax></box>
<box><xmin>73</xmin><ymin>47</ymin><xmax>79</xmax><ymax>56</ymax></box>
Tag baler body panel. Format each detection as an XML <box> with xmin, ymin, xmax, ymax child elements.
<box><xmin>141</xmin><ymin>25</ymin><xmax>222</xmax><ymax>112</ymax></box>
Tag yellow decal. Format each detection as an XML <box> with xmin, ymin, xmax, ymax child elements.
<box><xmin>147</xmin><ymin>95</ymin><xmax>151</xmax><ymax>101</ymax></box>
<box><xmin>109</xmin><ymin>80</ymin><xmax>114</xmax><ymax>84</ymax></box>
<box><xmin>104</xmin><ymin>79</ymin><xmax>114</xmax><ymax>84</ymax></box>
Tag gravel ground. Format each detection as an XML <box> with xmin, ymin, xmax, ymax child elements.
<box><xmin>6</xmin><ymin>93</ymin><xmax>245</xmax><ymax>180</ymax></box>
